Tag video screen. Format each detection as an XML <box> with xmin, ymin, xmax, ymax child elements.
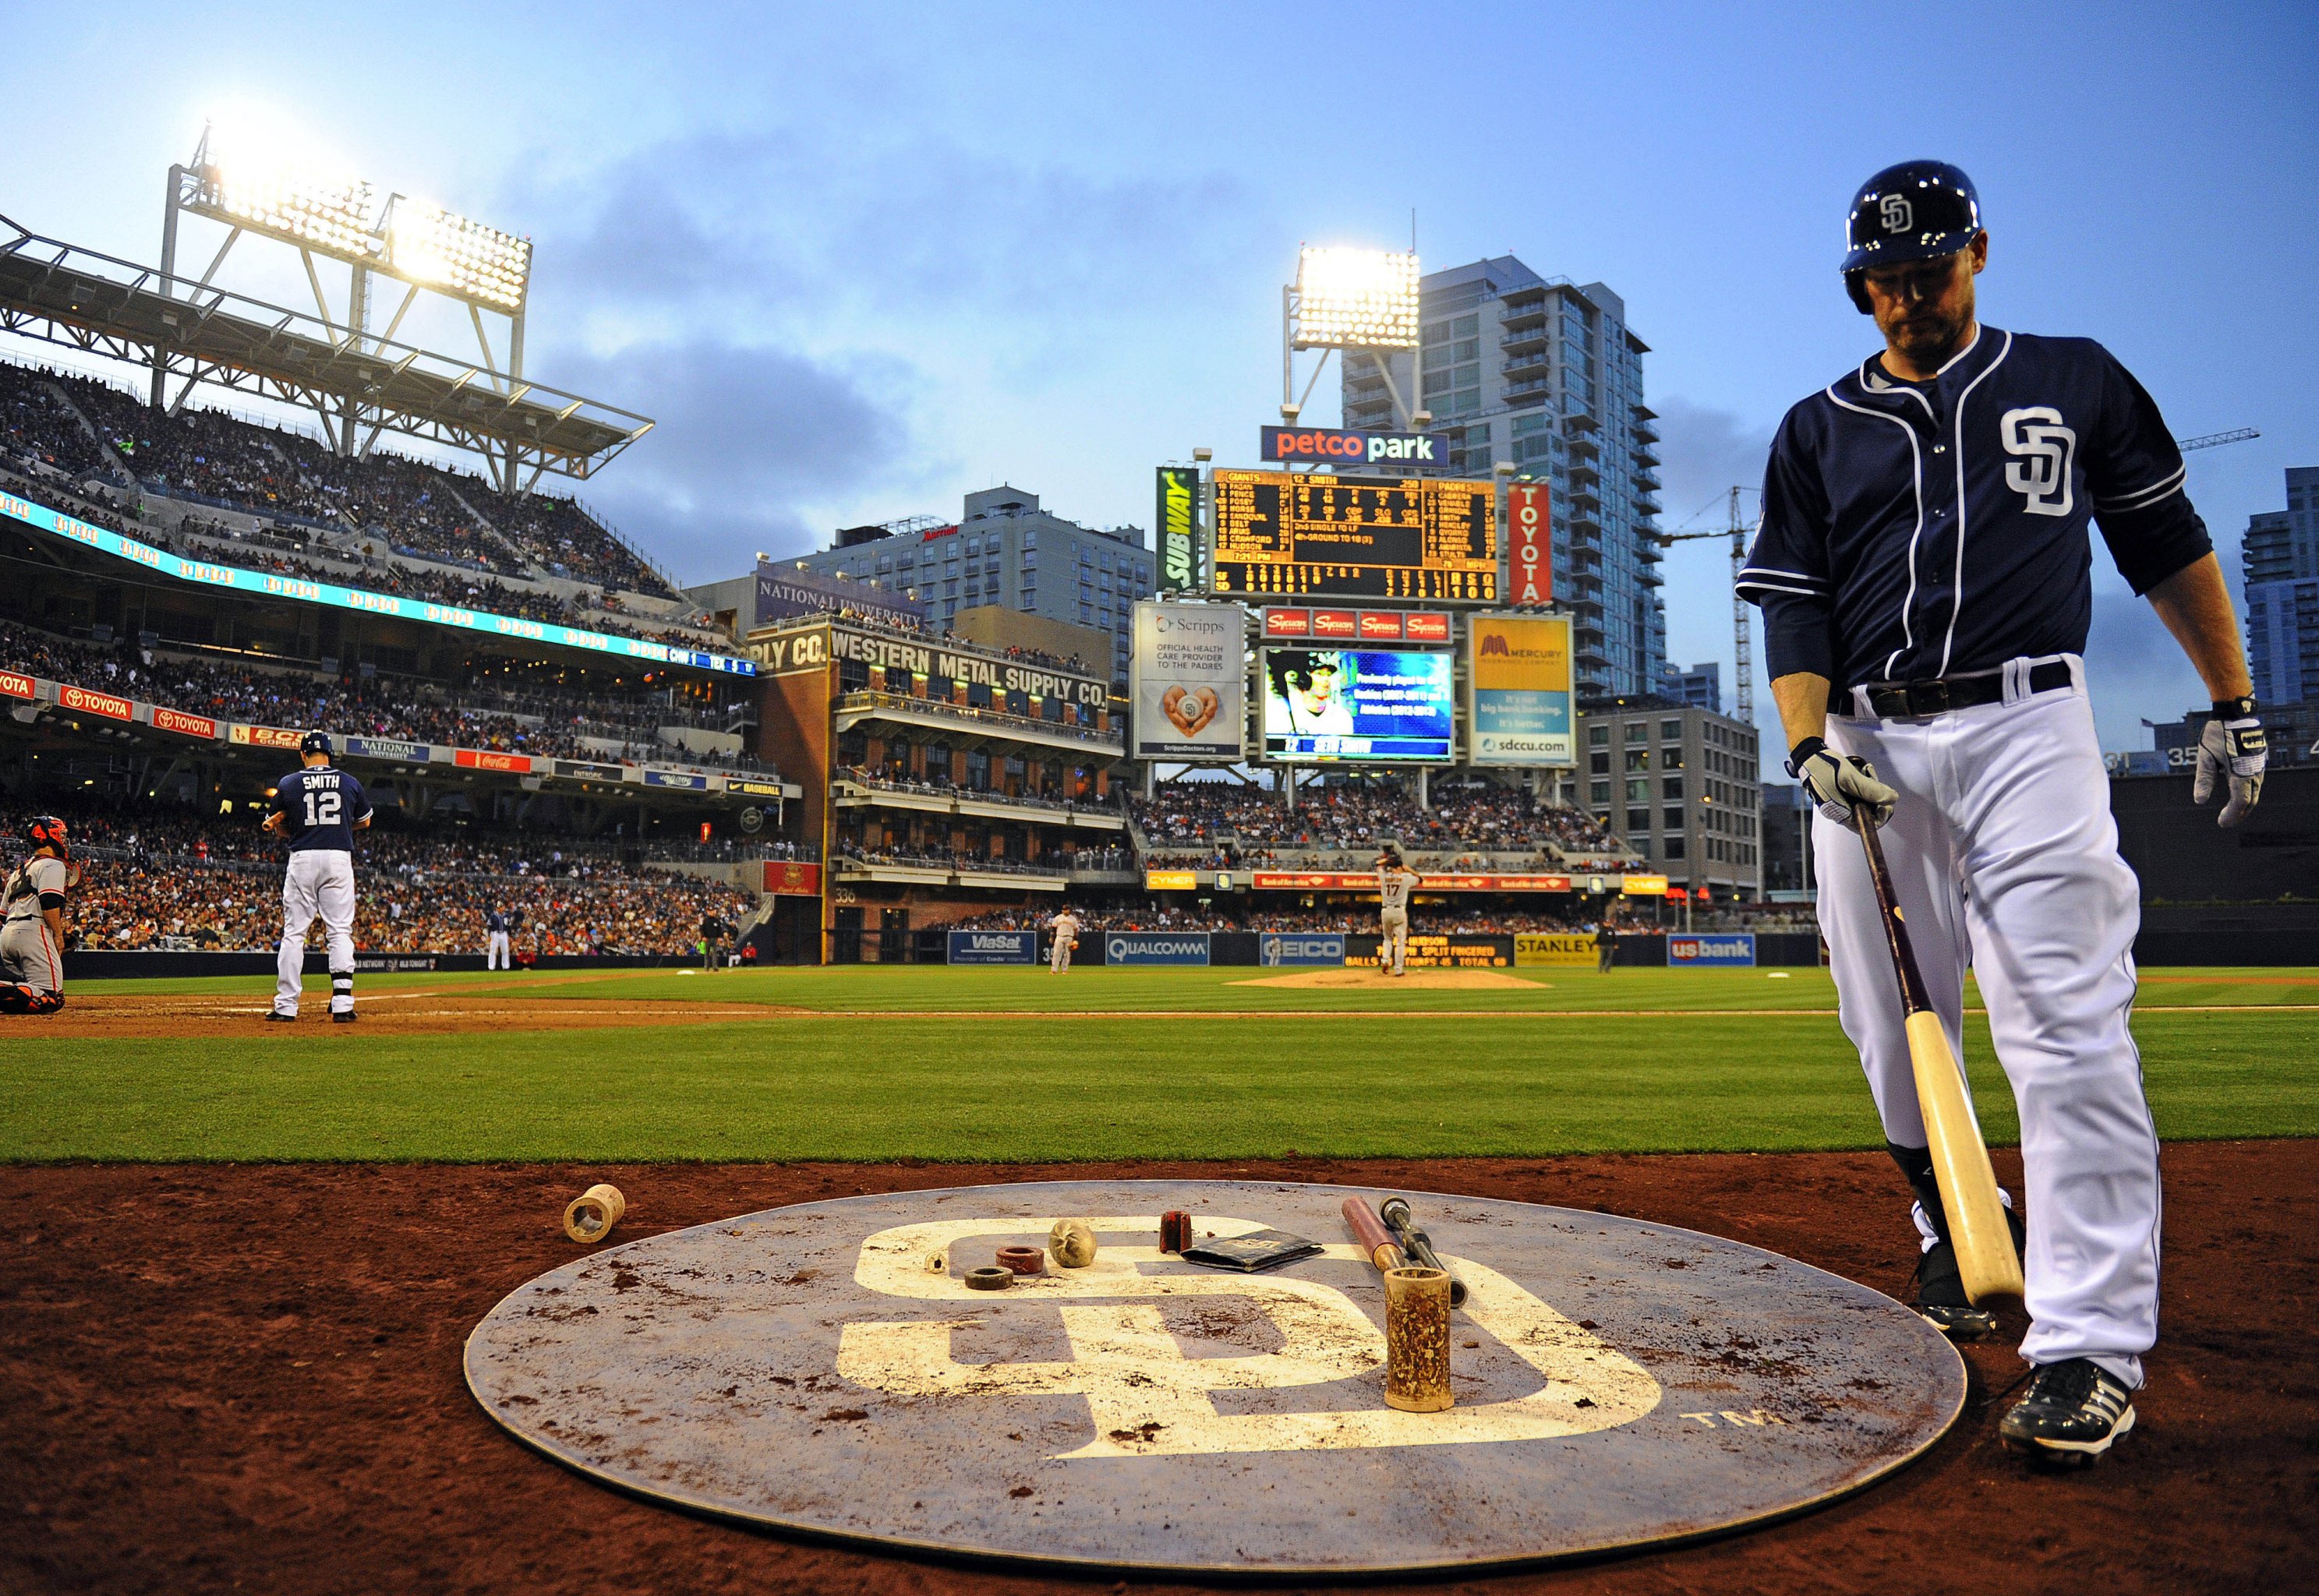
<box><xmin>1260</xmin><ymin>648</ymin><xmax>1454</xmax><ymax>762</ymax></box>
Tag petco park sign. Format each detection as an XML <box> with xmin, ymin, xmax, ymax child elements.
<box><xmin>1261</xmin><ymin>425</ymin><xmax>1447</xmax><ymax>468</ymax></box>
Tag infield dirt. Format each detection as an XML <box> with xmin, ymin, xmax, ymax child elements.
<box><xmin>4</xmin><ymin>1142</ymin><xmax>2310</xmax><ymax>1594</ymax></box>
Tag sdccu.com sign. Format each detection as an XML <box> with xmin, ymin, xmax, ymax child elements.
<box><xmin>1106</xmin><ymin>932</ymin><xmax>1211</xmax><ymax>966</ymax></box>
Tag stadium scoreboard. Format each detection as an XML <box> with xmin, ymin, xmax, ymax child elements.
<box><xmin>1210</xmin><ymin>470</ymin><xmax>1497</xmax><ymax>603</ymax></box>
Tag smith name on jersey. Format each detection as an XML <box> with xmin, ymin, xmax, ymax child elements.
<box><xmin>271</xmin><ymin>765</ymin><xmax>374</xmax><ymax>851</ymax></box>
<box><xmin>1739</xmin><ymin>328</ymin><xmax>2214</xmax><ymax>691</ymax></box>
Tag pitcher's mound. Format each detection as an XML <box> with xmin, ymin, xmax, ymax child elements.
<box><xmin>1230</xmin><ymin>968</ymin><xmax>1543</xmax><ymax>990</ymax></box>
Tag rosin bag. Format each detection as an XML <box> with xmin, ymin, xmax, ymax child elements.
<box><xmin>1178</xmin><ymin>1228</ymin><xmax>1324</xmax><ymax>1273</ymax></box>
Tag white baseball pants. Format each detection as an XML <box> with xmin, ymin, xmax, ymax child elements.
<box><xmin>1817</xmin><ymin>655</ymin><xmax>2158</xmax><ymax>1386</ymax></box>
<box><xmin>276</xmin><ymin>849</ymin><xmax>357</xmax><ymax>1017</ymax></box>
<box><xmin>2</xmin><ymin>916</ymin><xmax>64</xmax><ymax>997</ymax></box>
<box><xmin>1380</xmin><ymin>909</ymin><xmax>1409</xmax><ymax>976</ymax></box>
<box><xmin>1050</xmin><ymin>934</ymin><xmax>1074</xmax><ymax>973</ymax></box>
<box><xmin>486</xmin><ymin>931</ymin><xmax>511</xmax><ymax>969</ymax></box>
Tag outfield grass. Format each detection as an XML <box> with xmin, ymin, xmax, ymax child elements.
<box><xmin>5</xmin><ymin>967</ymin><xmax>2313</xmax><ymax>1163</ymax></box>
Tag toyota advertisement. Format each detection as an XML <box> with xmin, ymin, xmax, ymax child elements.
<box><xmin>1131</xmin><ymin>600</ymin><xmax>1246</xmax><ymax>761</ymax></box>
<box><xmin>1261</xmin><ymin>648</ymin><xmax>1454</xmax><ymax>762</ymax></box>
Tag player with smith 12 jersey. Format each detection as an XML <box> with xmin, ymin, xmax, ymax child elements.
<box><xmin>264</xmin><ymin>732</ymin><xmax>374</xmax><ymax>1023</ymax></box>
<box><xmin>1741</xmin><ymin>161</ymin><xmax>2267</xmax><ymax>1467</ymax></box>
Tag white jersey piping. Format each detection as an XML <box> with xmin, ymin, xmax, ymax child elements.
<box><xmin>1822</xmin><ymin>386</ymin><xmax>1928</xmax><ymax>679</ymax></box>
<box><xmin>1938</xmin><ymin>330</ymin><xmax>2013</xmax><ymax>676</ymax></box>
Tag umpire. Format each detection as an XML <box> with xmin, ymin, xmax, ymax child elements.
<box><xmin>1740</xmin><ymin>161</ymin><xmax>2266</xmax><ymax>1467</ymax></box>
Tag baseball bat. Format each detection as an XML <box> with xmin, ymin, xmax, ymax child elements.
<box><xmin>1340</xmin><ymin>1195</ymin><xmax>1405</xmax><ymax>1273</ymax></box>
<box><xmin>1377</xmin><ymin>1197</ymin><xmax>1469</xmax><ymax>1308</ymax></box>
<box><xmin>1854</xmin><ymin>817</ymin><xmax>2024</xmax><ymax>1304</ymax></box>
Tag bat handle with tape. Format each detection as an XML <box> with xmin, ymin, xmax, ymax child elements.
<box><xmin>1856</xmin><ymin>817</ymin><xmax>2024</xmax><ymax>1305</ymax></box>
<box><xmin>1377</xmin><ymin>1197</ymin><xmax>1469</xmax><ymax>1308</ymax></box>
<box><xmin>1341</xmin><ymin>1196</ymin><xmax>1405</xmax><ymax>1273</ymax></box>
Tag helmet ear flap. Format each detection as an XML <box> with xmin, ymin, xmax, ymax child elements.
<box><xmin>1845</xmin><ymin>271</ymin><xmax>1873</xmax><ymax>315</ymax></box>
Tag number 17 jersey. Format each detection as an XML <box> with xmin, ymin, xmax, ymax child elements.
<box><xmin>271</xmin><ymin>764</ymin><xmax>373</xmax><ymax>852</ymax></box>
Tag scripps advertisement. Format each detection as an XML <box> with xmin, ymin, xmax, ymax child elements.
<box><xmin>1467</xmin><ymin>613</ymin><xmax>1575</xmax><ymax>766</ymax></box>
<box><xmin>1261</xmin><ymin>648</ymin><xmax>1453</xmax><ymax>762</ymax></box>
<box><xmin>1132</xmin><ymin>601</ymin><xmax>1246</xmax><ymax>761</ymax></box>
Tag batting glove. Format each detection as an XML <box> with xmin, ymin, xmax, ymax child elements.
<box><xmin>2194</xmin><ymin>697</ymin><xmax>2267</xmax><ymax>828</ymax></box>
<box><xmin>1787</xmin><ymin>736</ymin><xmax>1897</xmax><ymax>829</ymax></box>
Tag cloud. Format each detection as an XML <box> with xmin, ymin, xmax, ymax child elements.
<box><xmin>1650</xmin><ymin>396</ymin><xmax>1775</xmax><ymax>529</ymax></box>
<box><xmin>548</xmin><ymin>338</ymin><xmax>909</xmax><ymax>584</ymax></box>
<box><xmin>519</xmin><ymin>128</ymin><xmax>1248</xmax><ymax>340</ymax></box>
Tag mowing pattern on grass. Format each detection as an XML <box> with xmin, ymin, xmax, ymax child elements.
<box><xmin>3</xmin><ymin>967</ymin><xmax>2314</xmax><ymax>1161</ymax></box>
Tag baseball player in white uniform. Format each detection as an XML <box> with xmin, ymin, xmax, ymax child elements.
<box><xmin>1</xmin><ymin>815</ymin><xmax>72</xmax><ymax>1015</ymax></box>
<box><xmin>1048</xmin><ymin>908</ymin><xmax>1082</xmax><ymax>974</ymax></box>
<box><xmin>1375</xmin><ymin>845</ymin><xmax>1419</xmax><ymax>977</ymax></box>
<box><xmin>486</xmin><ymin>907</ymin><xmax>512</xmax><ymax>970</ymax></box>
<box><xmin>1742</xmin><ymin>161</ymin><xmax>2267</xmax><ymax>1467</ymax></box>
<box><xmin>263</xmin><ymin>732</ymin><xmax>374</xmax><ymax>1022</ymax></box>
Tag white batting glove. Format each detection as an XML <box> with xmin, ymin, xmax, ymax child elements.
<box><xmin>2194</xmin><ymin>699</ymin><xmax>2267</xmax><ymax>828</ymax></box>
<box><xmin>1787</xmin><ymin>736</ymin><xmax>1897</xmax><ymax>829</ymax></box>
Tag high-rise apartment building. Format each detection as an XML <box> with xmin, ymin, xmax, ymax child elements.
<box><xmin>2243</xmin><ymin>466</ymin><xmax>2319</xmax><ymax>708</ymax></box>
<box><xmin>793</xmin><ymin>486</ymin><xmax>1154</xmax><ymax>683</ymax></box>
<box><xmin>1342</xmin><ymin>256</ymin><xmax>1665</xmax><ymax>697</ymax></box>
<box><xmin>1659</xmin><ymin>661</ymin><xmax>1722</xmax><ymax>710</ymax></box>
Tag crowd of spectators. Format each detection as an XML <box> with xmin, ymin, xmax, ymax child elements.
<box><xmin>2</xmin><ymin>363</ymin><xmax>684</xmax><ymax>603</ymax></box>
<box><xmin>1130</xmin><ymin>780</ymin><xmax>1632</xmax><ymax>864</ymax></box>
<box><xmin>836</xmin><ymin>842</ymin><xmax>1068</xmax><ymax>877</ymax></box>
<box><xmin>2</xmin><ymin>627</ymin><xmax>771</xmax><ymax>773</ymax></box>
<box><xmin>0</xmin><ymin>799</ymin><xmax>760</xmax><ymax>955</ymax></box>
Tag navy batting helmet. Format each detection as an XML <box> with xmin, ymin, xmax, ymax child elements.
<box><xmin>1843</xmin><ymin>161</ymin><xmax>1982</xmax><ymax>312</ymax></box>
<box><xmin>300</xmin><ymin>730</ymin><xmax>333</xmax><ymax>757</ymax></box>
<box><xmin>28</xmin><ymin>814</ymin><xmax>69</xmax><ymax>859</ymax></box>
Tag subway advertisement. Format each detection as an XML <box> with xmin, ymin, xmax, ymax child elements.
<box><xmin>1467</xmin><ymin>613</ymin><xmax>1575</xmax><ymax>766</ymax></box>
<box><xmin>1260</xmin><ymin>648</ymin><xmax>1454</xmax><ymax>762</ymax></box>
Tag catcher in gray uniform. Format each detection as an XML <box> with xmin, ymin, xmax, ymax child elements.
<box><xmin>1</xmin><ymin>815</ymin><xmax>74</xmax><ymax>1015</ymax></box>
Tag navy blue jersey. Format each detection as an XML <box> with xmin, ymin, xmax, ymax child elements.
<box><xmin>271</xmin><ymin>765</ymin><xmax>373</xmax><ymax>853</ymax></box>
<box><xmin>486</xmin><ymin>909</ymin><xmax>508</xmax><ymax>934</ymax></box>
<box><xmin>1739</xmin><ymin>328</ymin><xmax>2211</xmax><ymax>691</ymax></box>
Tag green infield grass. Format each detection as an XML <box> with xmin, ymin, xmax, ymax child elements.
<box><xmin>6</xmin><ymin>966</ymin><xmax>2313</xmax><ymax>1163</ymax></box>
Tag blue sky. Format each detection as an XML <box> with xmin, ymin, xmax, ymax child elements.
<box><xmin>2</xmin><ymin>1</ymin><xmax>2312</xmax><ymax>751</ymax></box>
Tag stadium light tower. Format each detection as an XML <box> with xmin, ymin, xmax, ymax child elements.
<box><xmin>154</xmin><ymin>119</ymin><xmax>537</xmax><ymax>486</ymax></box>
<box><xmin>1281</xmin><ymin>245</ymin><xmax>1426</xmax><ymax>433</ymax></box>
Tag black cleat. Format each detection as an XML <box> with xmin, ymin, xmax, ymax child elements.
<box><xmin>264</xmin><ymin>1012</ymin><xmax>298</xmax><ymax>1023</ymax></box>
<box><xmin>331</xmin><ymin>1010</ymin><xmax>358</xmax><ymax>1023</ymax></box>
<box><xmin>2000</xmin><ymin>1358</ymin><xmax>2137</xmax><ymax>1466</ymax></box>
<box><xmin>1911</xmin><ymin>1204</ymin><xmax>2026</xmax><ymax>1340</ymax></box>
<box><xmin>1913</xmin><ymin>1238</ymin><xmax>1999</xmax><ymax>1339</ymax></box>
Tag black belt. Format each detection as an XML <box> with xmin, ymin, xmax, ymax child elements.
<box><xmin>1858</xmin><ymin>660</ymin><xmax>2072</xmax><ymax>719</ymax></box>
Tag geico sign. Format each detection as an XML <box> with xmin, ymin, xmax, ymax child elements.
<box><xmin>1262</xmin><ymin>425</ymin><xmax>1443</xmax><ymax>466</ymax></box>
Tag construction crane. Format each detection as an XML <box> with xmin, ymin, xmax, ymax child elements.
<box><xmin>2177</xmin><ymin>427</ymin><xmax>2259</xmax><ymax>452</ymax></box>
<box><xmin>1654</xmin><ymin>486</ymin><xmax>1760</xmax><ymax>723</ymax></box>
<box><xmin>1653</xmin><ymin>430</ymin><xmax>2254</xmax><ymax>726</ymax></box>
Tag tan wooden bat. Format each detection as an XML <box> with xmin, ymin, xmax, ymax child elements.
<box><xmin>1856</xmin><ymin>817</ymin><xmax>2024</xmax><ymax>1304</ymax></box>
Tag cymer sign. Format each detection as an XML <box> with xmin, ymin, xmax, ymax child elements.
<box><xmin>1261</xmin><ymin>648</ymin><xmax>1454</xmax><ymax>762</ymax></box>
<box><xmin>1211</xmin><ymin>471</ymin><xmax>1497</xmax><ymax>603</ymax></box>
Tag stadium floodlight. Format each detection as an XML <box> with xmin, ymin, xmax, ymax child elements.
<box><xmin>387</xmin><ymin>200</ymin><xmax>532</xmax><ymax>312</ymax></box>
<box><xmin>203</xmin><ymin>158</ymin><xmax>380</xmax><ymax>262</ymax></box>
<box><xmin>1292</xmin><ymin>245</ymin><xmax>1420</xmax><ymax>351</ymax></box>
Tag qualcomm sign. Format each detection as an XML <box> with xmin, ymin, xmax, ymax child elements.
<box><xmin>1105</xmin><ymin>932</ymin><xmax>1212</xmax><ymax>966</ymax></box>
<box><xmin>948</xmin><ymin>930</ymin><xmax>1035</xmax><ymax>965</ymax></box>
<box><xmin>1261</xmin><ymin>425</ymin><xmax>1446</xmax><ymax>468</ymax></box>
<box><xmin>1260</xmin><ymin>933</ymin><xmax>1345</xmax><ymax>967</ymax></box>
